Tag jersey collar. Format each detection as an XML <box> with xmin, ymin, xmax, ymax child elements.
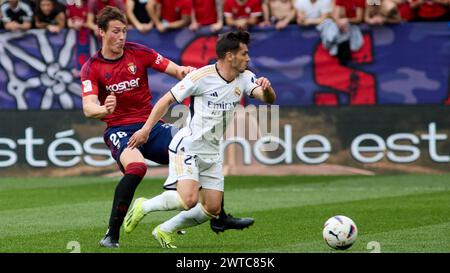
<box><xmin>215</xmin><ymin>63</ymin><xmax>234</xmax><ymax>84</ymax></box>
<box><xmin>99</xmin><ymin>50</ymin><xmax>125</xmax><ymax>63</ymax></box>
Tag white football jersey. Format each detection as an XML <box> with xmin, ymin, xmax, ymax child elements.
<box><xmin>169</xmin><ymin>64</ymin><xmax>259</xmax><ymax>157</ymax></box>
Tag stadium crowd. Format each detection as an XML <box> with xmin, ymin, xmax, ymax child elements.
<box><xmin>0</xmin><ymin>0</ymin><xmax>447</xmax><ymax>75</ymax></box>
<box><xmin>0</xmin><ymin>0</ymin><xmax>448</xmax><ymax>33</ymax></box>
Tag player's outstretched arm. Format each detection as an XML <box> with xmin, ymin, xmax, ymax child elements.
<box><xmin>251</xmin><ymin>77</ymin><xmax>276</xmax><ymax>104</ymax></box>
<box><xmin>164</xmin><ymin>61</ymin><xmax>196</xmax><ymax>80</ymax></box>
<box><xmin>127</xmin><ymin>91</ymin><xmax>176</xmax><ymax>149</ymax></box>
<box><xmin>82</xmin><ymin>94</ymin><xmax>116</xmax><ymax>119</ymax></box>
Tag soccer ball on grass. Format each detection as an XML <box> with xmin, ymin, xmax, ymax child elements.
<box><xmin>322</xmin><ymin>215</ymin><xmax>358</xmax><ymax>250</ymax></box>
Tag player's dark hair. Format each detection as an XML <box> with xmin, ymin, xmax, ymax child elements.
<box><xmin>96</xmin><ymin>6</ymin><xmax>127</xmax><ymax>31</ymax></box>
<box><xmin>216</xmin><ymin>30</ymin><xmax>250</xmax><ymax>59</ymax></box>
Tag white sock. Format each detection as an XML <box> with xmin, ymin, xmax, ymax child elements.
<box><xmin>142</xmin><ymin>191</ymin><xmax>186</xmax><ymax>213</ymax></box>
<box><xmin>160</xmin><ymin>203</ymin><xmax>214</xmax><ymax>233</ymax></box>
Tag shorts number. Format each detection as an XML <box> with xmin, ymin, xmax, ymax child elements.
<box><xmin>184</xmin><ymin>155</ymin><xmax>193</xmax><ymax>165</ymax></box>
<box><xmin>109</xmin><ymin>131</ymin><xmax>127</xmax><ymax>148</ymax></box>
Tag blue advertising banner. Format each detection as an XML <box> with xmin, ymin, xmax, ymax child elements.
<box><xmin>0</xmin><ymin>23</ymin><xmax>449</xmax><ymax>110</ymax></box>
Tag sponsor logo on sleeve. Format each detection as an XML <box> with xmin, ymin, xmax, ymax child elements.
<box><xmin>155</xmin><ymin>54</ymin><xmax>163</xmax><ymax>65</ymax></box>
<box><xmin>82</xmin><ymin>80</ymin><xmax>93</xmax><ymax>93</ymax></box>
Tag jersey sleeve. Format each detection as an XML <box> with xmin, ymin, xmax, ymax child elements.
<box><xmin>80</xmin><ymin>61</ymin><xmax>99</xmax><ymax>97</ymax></box>
<box><xmin>144</xmin><ymin>48</ymin><xmax>170</xmax><ymax>72</ymax></box>
<box><xmin>170</xmin><ymin>73</ymin><xmax>197</xmax><ymax>103</ymax></box>
<box><xmin>243</xmin><ymin>70</ymin><xmax>259</xmax><ymax>98</ymax></box>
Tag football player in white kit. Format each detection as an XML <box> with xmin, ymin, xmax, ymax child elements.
<box><xmin>125</xmin><ymin>30</ymin><xmax>276</xmax><ymax>248</ymax></box>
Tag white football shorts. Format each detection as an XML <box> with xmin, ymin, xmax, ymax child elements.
<box><xmin>163</xmin><ymin>151</ymin><xmax>224</xmax><ymax>192</ymax></box>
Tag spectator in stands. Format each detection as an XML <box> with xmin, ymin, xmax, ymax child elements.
<box><xmin>146</xmin><ymin>0</ymin><xmax>192</xmax><ymax>33</ymax></box>
<box><xmin>416</xmin><ymin>0</ymin><xmax>449</xmax><ymax>21</ymax></box>
<box><xmin>390</xmin><ymin>0</ymin><xmax>423</xmax><ymax>21</ymax></box>
<box><xmin>329</xmin><ymin>0</ymin><xmax>365</xmax><ymax>64</ymax></box>
<box><xmin>333</xmin><ymin>0</ymin><xmax>364</xmax><ymax>27</ymax></box>
<box><xmin>189</xmin><ymin>0</ymin><xmax>223</xmax><ymax>32</ymax></box>
<box><xmin>294</xmin><ymin>0</ymin><xmax>332</xmax><ymax>26</ymax></box>
<box><xmin>66</xmin><ymin>0</ymin><xmax>88</xmax><ymax>78</ymax></box>
<box><xmin>223</xmin><ymin>0</ymin><xmax>263</xmax><ymax>29</ymax></box>
<box><xmin>66</xmin><ymin>0</ymin><xmax>87</xmax><ymax>30</ymax></box>
<box><xmin>86</xmin><ymin>0</ymin><xmax>125</xmax><ymax>35</ymax></box>
<box><xmin>364</xmin><ymin>0</ymin><xmax>402</xmax><ymax>25</ymax></box>
<box><xmin>126</xmin><ymin>0</ymin><xmax>153</xmax><ymax>33</ymax></box>
<box><xmin>1</xmin><ymin>0</ymin><xmax>33</xmax><ymax>32</ymax></box>
<box><xmin>34</xmin><ymin>0</ymin><xmax>66</xmax><ymax>32</ymax></box>
<box><xmin>27</xmin><ymin>0</ymin><xmax>37</xmax><ymax>11</ymax></box>
<box><xmin>0</xmin><ymin>5</ymin><xmax>3</xmax><ymax>29</ymax></box>
<box><xmin>260</xmin><ymin>0</ymin><xmax>296</xmax><ymax>30</ymax></box>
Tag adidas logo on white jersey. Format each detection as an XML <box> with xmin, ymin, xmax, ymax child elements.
<box><xmin>210</xmin><ymin>91</ymin><xmax>218</xmax><ymax>97</ymax></box>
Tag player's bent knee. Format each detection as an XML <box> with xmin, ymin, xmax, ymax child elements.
<box><xmin>177</xmin><ymin>180</ymin><xmax>200</xmax><ymax>209</ymax></box>
<box><xmin>179</xmin><ymin>194</ymin><xmax>198</xmax><ymax>209</ymax></box>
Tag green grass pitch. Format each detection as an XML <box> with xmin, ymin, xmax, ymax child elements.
<box><xmin>1</xmin><ymin>175</ymin><xmax>449</xmax><ymax>253</ymax></box>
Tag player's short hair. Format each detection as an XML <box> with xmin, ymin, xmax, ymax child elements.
<box><xmin>96</xmin><ymin>6</ymin><xmax>127</xmax><ymax>31</ymax></box>
<box><xmin>216</xmin><ymin>30</ymin><xmax>250</xmax><ymax>59</ymax></box>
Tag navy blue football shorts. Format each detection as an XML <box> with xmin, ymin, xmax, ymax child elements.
<box><xmin>103</xmin><ymin>121</ymin><xmax>179</xmax><ymax>172</ymax></box>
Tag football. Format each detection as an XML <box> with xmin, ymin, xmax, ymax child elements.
<box><xmin>322</xmin><ymin>215</ymin><xmax>358</xmax><ymax>250</ymax></box>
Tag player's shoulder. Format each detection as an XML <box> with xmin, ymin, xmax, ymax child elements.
<box><xmin>243</xmin><ymin>69</ymin><xmax>256</xmax><ymax>75</ymax></box>
<box><xmin>188</xmin><ymin>64</ymin><xmax>216</xmax><ymax>83</ymax></box>
<box><xmin>125</xmin><ymin>42</ymin><xmax>156</xmax><ymax>54</ymax></box>
<box><xmin>241</xmin><ymin>69</ymin><xmax>257</xmax><ymax>79</ymax></box>
<box><xmin>238</xmin><ymin>70</ymin><xmax>258</xmax><ymax>86</ymax></box>
<box><xmin>80</xmin><ymin>52</ymin><xmax>102</xmax><ymax>79</ymax></box>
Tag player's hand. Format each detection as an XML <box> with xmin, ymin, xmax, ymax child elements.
<box><xmin>256</xmin><ymin>77</ymin><xmax>271</xmax><ymax>91</ymax></box>
<box><xmin>104</xmin><ymin>93</ymin><xmax>116</xmax><ymax>114</ymax></box>
<box><xmin>179</xmin><ymin>66</ymin><xmax>196</xmax><ymax>78</ymax></box>
<box><xmin>127</xmin><ymin>128</ymin><xmax>150</xmax><ymax>149</ymax></box>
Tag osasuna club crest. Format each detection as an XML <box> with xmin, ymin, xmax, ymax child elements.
<box><xmin>128</xmin><ymin>63</ymin><xmax>137</xmax><ymax>74</ymax></box>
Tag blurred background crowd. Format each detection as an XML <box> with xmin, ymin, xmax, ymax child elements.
<box><xmin>1</xmin><ymin>0</ymin><xmax>448</xmax><ymax>77</ymax></box>
<box><xmin>0</xmin><ymin>0</ymin><xmax>448</xmax><ymax>34</ymax></box>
